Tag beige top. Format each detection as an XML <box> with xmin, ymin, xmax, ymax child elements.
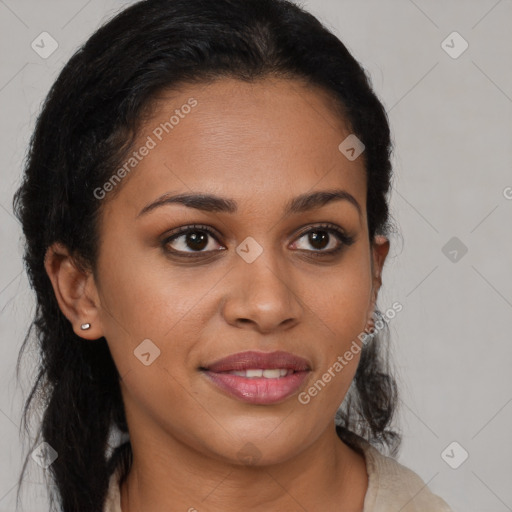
<box><xmin>103</xmin><ymin>437</ymin><xmax>454</xmax><ymax>511</ymax></box>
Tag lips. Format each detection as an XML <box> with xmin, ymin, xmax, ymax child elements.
<box><xmin>203</xmin><ymin>350</ymin><xmax>311</xmax><ymax>373</ymax></box>
<box><xmin>200</xmin><ymin>350</ymin><xmax>311</xmax><ymax>405</ymax></box>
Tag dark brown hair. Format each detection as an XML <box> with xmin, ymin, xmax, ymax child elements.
<box><xmin>13</xmin><ymin>1</ymin><xmax>399</xmax><ymax>510</ymax></box>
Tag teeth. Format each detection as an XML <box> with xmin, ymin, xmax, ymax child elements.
<box><xmin>227</xmin><ymin>369</ymin><xmax>290</xmax><ymax>378</ymax></box>
<box><xmin>263</xmin><ymin>369</ymin><xmax>282</xmax><ymax>378</ymax></box>
<box><xmin>246</xmin><ymin>369</ymin><xmax>263</xmax><ymax>378</ymax></box>
<box><xmin>230</xmin><ymin>370</ymin><xmax>249</xmax><ymax>377</ymax></box>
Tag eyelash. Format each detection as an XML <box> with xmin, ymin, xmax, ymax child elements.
<box><xmin>161</xmin><ymin>223</ymin><xmax>355</xmax><ymax>259</ymax></box>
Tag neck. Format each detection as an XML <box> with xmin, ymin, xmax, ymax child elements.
<box><xmin>120</xmin><ymin>426</ymin><xmax>368</xmax><ymax>512</ymax></box>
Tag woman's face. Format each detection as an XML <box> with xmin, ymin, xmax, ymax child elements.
<box><xmin>91</xmin><ymin>77</ymin><xmax>388</xmax><ymax>466</ymax></box>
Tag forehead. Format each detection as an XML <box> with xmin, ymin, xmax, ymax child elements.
<box><xmin>102</xmin><ymin>77</ymin><xmax>367</xmax><ymax>219</ymax></box>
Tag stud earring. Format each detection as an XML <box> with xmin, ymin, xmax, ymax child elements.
<box><xmin>80</xmin><ymin>323</ymin><xmax>91</xmax><ymax>330</ymax></box>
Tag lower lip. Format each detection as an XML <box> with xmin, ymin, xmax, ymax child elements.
<box><xmin>202</xmin><ymin>370</ymin><xmax>310</xmax><ymax>404</ymax></box>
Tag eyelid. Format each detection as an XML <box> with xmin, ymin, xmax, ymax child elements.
<box><xmin>292</xmin><ymin>223</ymin><xmax>355</xmax><ymax>253</ymax></box>
<box><xmin>162</xmin><ymin>223</ymin><xmax>223</xmax><ymax>241</ymax></box>
<box><xmin>294</xmin><ymin>222</ymin><xmax>350</xmax><ymax>240</ymax></box>
<box><xmin>161</xmin><ymin>222</ymin><xmax>354</xmax><ymax>257</ymax></box>
<box><xmin>160</xmin><ymin>224</ymin><xmax>226</xmax><ymax>257</ymax></box>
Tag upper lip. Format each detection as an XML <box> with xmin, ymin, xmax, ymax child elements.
<box><xmin>202</xmin><ymin>350</ymin><xmax>311</xmax><ymax>373</ymax></box>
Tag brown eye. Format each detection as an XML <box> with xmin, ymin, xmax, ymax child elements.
<box><xmin>306</xmin><ymin>230</ymin><xmax>331</xmax><ymax>250</ymax></box>
<box><xmin>162</xmin><ymin>225</ymin><xmax>224</xmax><ymax>255</ymax></box>
<box><xmin>293</xmin><ymin>224</ymin><xmax>354</xmax><ymax>254</ymax></box>
<box><xmin>182</xmin><ymin>231</ymin><xmax>209</xmax><ymax>251</ymax></box>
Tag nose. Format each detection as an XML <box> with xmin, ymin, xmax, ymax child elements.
<box><xmin>221</xmin><ymin>250</ymin><xmax>303</xmax><ymax>334</ymax></box>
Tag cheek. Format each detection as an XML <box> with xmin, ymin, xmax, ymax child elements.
<box><xmin>298</xmin><ymin>249</ymin><xmax>372</xmax><ymax>402</ymax></box>
<box><xmin>96</xmin><ymin>240</ymin><xmax>215</xmax><ymax>340</ymax></box>
<box><xmin>97</xmin><ymin>252</ymin><xmax>227</xmax><ymax>393</ymax></box>
<box><xmin>306</xmin><ymin>248</ymin><xmax>373</xmax><ymax>344</ymax></box>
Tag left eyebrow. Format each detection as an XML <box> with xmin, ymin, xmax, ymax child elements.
<box><xmin>136</xmin><ymin>188</ymin><xmax>362</xmax><ymax>219</ymax></box>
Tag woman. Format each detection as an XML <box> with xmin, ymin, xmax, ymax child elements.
<box><xmin>13</xmin><ymin>0</ymin><xmax>454</xmax><ymax>510</ymax></box>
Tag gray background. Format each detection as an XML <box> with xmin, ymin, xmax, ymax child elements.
<box><xmin>1</xmin><ymin>0</ymin><xmax>511</xmax><ymax>510</ymax></box>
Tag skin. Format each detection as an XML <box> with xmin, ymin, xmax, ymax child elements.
<box><xmin>45</xmin><ymin>77</ymin><xmax>389</xmax><ymax>511</ymax></box>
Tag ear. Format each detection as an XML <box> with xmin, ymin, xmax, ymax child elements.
<box><xmin>365</xmin><ymin>235</ymin><xmax>390</xmax><ymax>329</ymax></box>
<box><xmin>44</xmin><ymin>242</ymin><xmax>104</xmax><ymax>340</ymax></box>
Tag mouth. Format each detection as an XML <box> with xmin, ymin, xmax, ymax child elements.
<box><xmin>200</xmin><ymin>350</ymin><xmax>311</xmax><ymax>405</ymax></box>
